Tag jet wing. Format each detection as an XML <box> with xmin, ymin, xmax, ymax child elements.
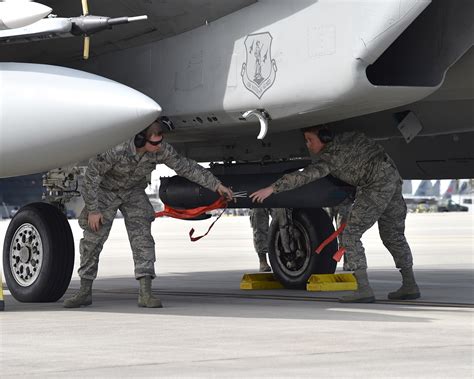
<box><xmin>0</xmin><ymin>0</ymin><xmax>256</xmax><ymax>64</ymax></box>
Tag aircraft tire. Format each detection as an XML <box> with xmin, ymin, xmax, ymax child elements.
<box><xmin>268</xmin><ymin>208</ymin><xmax>337</xmax><ymax>289</ymax></box>
<box><xmin>3</xmin><ymin>202</ymin><xmax>74</xmax><ymax>302</ymax></box>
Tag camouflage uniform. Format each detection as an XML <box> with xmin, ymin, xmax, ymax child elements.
<box><xmin>327</xmin><ymin>197</ymin><xmax>354</xmax><ymax>270</ymax></box>
<box><xmin>272</xmin><ymin>131</ymin><xmax>413</xmax><ymax>272</ymax></box>
<box><xmin>249</xmin><ymin>208</ymin><xmax>271</xmax><ymax>255</ymax></box>
<box><xmin>250</xmin><ymin>208</ymin><xmax>288</xmax><ymax>254</ymax></box>
<box><xmin>79</xmin><ymin>139</ymin><xmax>221</xmax><ymax>280</ymax></box>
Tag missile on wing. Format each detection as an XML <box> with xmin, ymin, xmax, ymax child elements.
<box><xmin>0</xmin><ymin>7</ymin><xmax>149</xmax><ymax>61</ymax></box>
<box><xmin>0</xmin><ymin>1</ymin><xmax>52</xmax><ymax>30</ymax></box>
<box><xmin>0</xmin><ymin>63</ymin><xmax>161</xmax><ymax>178</ymax></box>
<box><xmin>160</xmin><ymin>174</ymin><xmax>355</xmax><ymax>210</ymax></box>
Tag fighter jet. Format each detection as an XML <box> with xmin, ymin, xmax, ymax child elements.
<box><xmin>0</xmin><ymin>1</ymin><xmax>51</xmax><ymax>30</ymax></box>
<box><xmin>1</xmin><ymin>0</ymin><xmax>473</xmax><ymax>302</ymax></box>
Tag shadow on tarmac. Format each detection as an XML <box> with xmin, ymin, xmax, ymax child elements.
<box><xmin>3</xmin><ymin>269</ymin><xmax>473</xmax><ymax>323</ymax></box>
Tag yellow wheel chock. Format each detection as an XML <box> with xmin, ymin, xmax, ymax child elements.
<box><xmin>240</xmin><ymin>272</ymin><xmax>357</xmax><ymax>292</ymax></box>
<box><xmin>240</xmin><ymin>273</ymin><xmax>285</xmax><ymax>290</ymax></box>
<box><xmin>306</xmin><ymin>273</ymin><xmax>357</xmax><ymax>292</ymax></box>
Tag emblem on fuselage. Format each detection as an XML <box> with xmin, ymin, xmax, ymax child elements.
<box><xmin>241</xmin><ymin>32</ymin><xmax>278</xmax><ymax>99</ymax></box>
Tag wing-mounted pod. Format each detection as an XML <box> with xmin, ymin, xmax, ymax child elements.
<box><xmin>160</xmin><ymin>174</ymin><xmax>354</xmax><ymax>210</ymax></box>
<box><xmin>0</xmin><ymin>63</ymin><xmax>161</xmax><ymax>178</ymax></box>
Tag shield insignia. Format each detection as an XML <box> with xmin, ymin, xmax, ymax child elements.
<box><xmin>241</xmin><ymin>32</ymin><xmax>278</xmax><ymax>99</ymax></box>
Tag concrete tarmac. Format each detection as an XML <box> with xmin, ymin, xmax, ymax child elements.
<box><xmin>1</xmin><ymin>212</ymin><xmax>473</xmax><ymax>378</ymax></box>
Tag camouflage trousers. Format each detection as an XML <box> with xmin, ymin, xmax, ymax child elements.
<box><xmin>78</xmin><ymin>188</ymin><xmax>156</xmax><ymax>280</ymax></box>
<box><xmin>328</xmin><ymin>197</ymin><xmax>353</xmax><ymax>270</ymax></box>
<box><xmin>250</xmin><ymin>208</ymin><xmax>271</xmax><ymax>255</ymax></box>
<box><xmin>250</xmin><ymin>208</ymin><xmax>287</xmax><ymax>255</ymax></box>
<box><xmin>341</xmin><ymin>162</ymin><xmax>414</xmax><ymax>271</ymax></box>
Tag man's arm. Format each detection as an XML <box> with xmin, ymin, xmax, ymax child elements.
<box><xmin>160</xmin><ymin>143</ymin><xmax>222</xmax><ymax>192</ymax></box>
<box><xmin>82</xmin><ymin>150</ymin><xmax>117</xmax><ymax>213</ymax></box>
<box><xmin>250</xmin><ymin>161</ymin><xmax>331</xmax><ymax>203</ymax></box>
<box><xmin>272</xmin><ymin>161</ymin><xmax>331</xmax><ymax>193</ymax></box>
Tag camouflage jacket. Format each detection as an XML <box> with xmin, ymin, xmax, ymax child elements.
<box><xmin>82</xmin><ymin>139</ymin><xmax>221</xmax><ymax>212</ymax></box>
<box><xmin>272</xmin><ymin>131</ymin><xmax>400</xmax><ymax>194</ymax></box>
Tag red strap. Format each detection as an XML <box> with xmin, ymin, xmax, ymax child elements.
<box><xmin>155</xmin><ymin>197</ymin><xmax>229</xmax><ymax>242</ymax></box>
<box><xmin>189</xmin><ymin>208</ymin><xmax>227</xmax><ymax>242</ymax></box>
<box><xmin>315</xmin><ymin>222</ymin><xmax>346</xmax><ymax>254</ymax></box>
<box><xmin>332</xmin><ymin>247</ymin><xmax>346</xmax><ymax>262</ymax></box>
<box><xmin>155</xmin><ymin>197</ymin><xmax>228</xmax><ymax>220</ymax></box>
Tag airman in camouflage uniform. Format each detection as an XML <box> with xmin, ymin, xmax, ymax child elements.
<box><xmin>250</xmin><ymin>208</ymin><xmax>289</xmax><ymax>272</ymax></box>
<box><xmin>64</xmin><ymin>121</ymin><xmax>233</xmax><ymax>309</ymax></box>
<box><xmin>251</xmin><ymin>126</ymin><xmax>420</xmax><ymax>303</ymax></box>
<box><xmin>250</xmin><ymin>208</ymin><xmax>272</xmax><ymax>272</ymax></box>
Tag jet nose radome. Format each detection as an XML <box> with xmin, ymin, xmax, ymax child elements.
<box><xmin>0</xmin><ymin>2</ymin><xmax>52</xmax><ymax>30</ymax></box>
<box><xmin>0</xmin><ymin>63</ymin><xmax>162</xmax><ymax>178</ymax></box>
<box><xmin>135</xmin><ymin>95</ymin><xmax>163</xmax><ymax>123</ymax></box>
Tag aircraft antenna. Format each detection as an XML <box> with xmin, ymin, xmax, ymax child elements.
<box><xmin>81</xmin><ymin>0</ymin><xmax>89</xmax><ymax>16</ymax></box>
<box><xmin>83</xmin><ymin>35</ymin><xmax>90</xmax><ymax>60</ymax></box>
<box><xmin>81</xmin><ymin>0</ymin><xmax>90</xmax><ymax>59</ymax></box>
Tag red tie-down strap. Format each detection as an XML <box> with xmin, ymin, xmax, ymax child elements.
<box><xmin>155</xmin><ymin>197</ymin><xmax>228</xmax><ymax>242</ymax></box>
<box><xmin>315</xmin><ymin>223</ymin><xmax>347</xmax><ymax>262</ymax></box>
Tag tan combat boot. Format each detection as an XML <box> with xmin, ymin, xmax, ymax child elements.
<box><xmin>388</xmin><ymin>268</ymin><xmax>421</xmax><ymax>300</ymax></box>
<box><xmin>138</xmin><ymin>276</ymin><xmax>163</xmax><ymax>308</ymax></box>
<box><xmin>63</xmin><ymin>278</ymin><xmax>93</xmax><ymax>308</ymax></box>
<box><xmin>339</xmin><ymin>269</ymin><xmax>376</xmax><ymax>303</ymax></box>
<box><xmin>258</xmin><ymin>253</ymin><xmax>272</xmax><ymax>272</ymax></box>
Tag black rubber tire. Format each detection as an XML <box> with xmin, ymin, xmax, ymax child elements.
<box><xmin>268</xmin><ymin>208</ymin><xmax>337</xmax><ymax>289</ymax></box>
<box><xmin>3</xmin><ymin>202</ymin><xmax>74</xmax><ymax>302</ymax></box>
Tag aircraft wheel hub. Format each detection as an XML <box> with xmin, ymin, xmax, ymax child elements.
<box><xmin>19</xmin><ymin>246</ymin><xmax>31</xmax><ymax>263</ymax></box>
<box><xmin>275</xmin><ymin>220</ymin><xmax>311</xmax><ymax>277</ymax></box>
<box><xmin>9</xmin><ymin>223</ymin><xmax>43</xmax><ymax>287</ymax></box>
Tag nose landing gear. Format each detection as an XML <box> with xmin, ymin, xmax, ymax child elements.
<box><xmin>269</xmin><ymin>208</ymin><xmax>337</xmax><ymax>289</ymax></box>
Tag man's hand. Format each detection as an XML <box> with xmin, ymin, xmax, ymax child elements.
<box><xmin>250</xmin><ymin>186</ymin><xmax>274</xmax><ymax>203</ymax></box>
<box><xmin>217</xmin><ymin>184</ymin><xmax>234</xmax><ymax>201</ymax></box>
<box><xmin>88</xmin><ymin>212</ymin><xmax>104</xmax><ymax>232</ymax></box>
